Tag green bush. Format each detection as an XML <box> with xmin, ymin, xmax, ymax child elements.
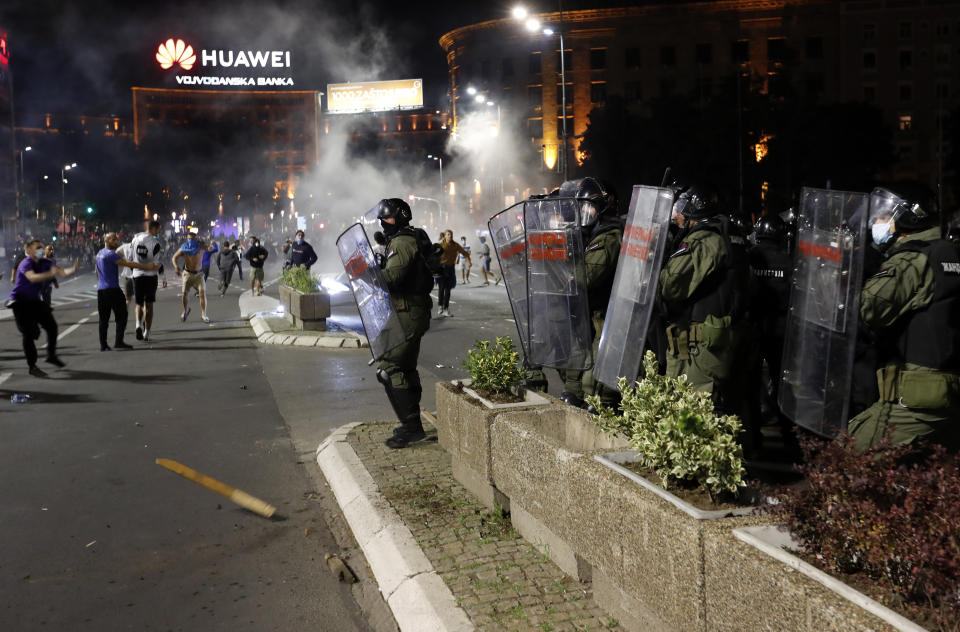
<box><xmin>587</xmin><ymin>351</ymin><xmax>746</xmax><ymax>499</ymax></box>
<box><xmin>281</xmin><ymin>265</ymin><xmax>318</xmax><ymax>294</ymax></box>
<box><xmin>463</xmin><ymin>337</ymin><xmax>525</xmax><ymax>396</ymax></box>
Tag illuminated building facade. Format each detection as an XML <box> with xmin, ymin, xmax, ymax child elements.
<box><xmin>440</xmin><ymin>0</ymin><xmax>959</xmax><ymax>185</ymax></box>
<box><xmin>0</xmin><ymin>27</ymin><xmax>15</xmax><ymax>221</ymax></box>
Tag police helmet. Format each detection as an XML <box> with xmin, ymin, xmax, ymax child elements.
<box><xmin>871</xmin><ymin>186</ymin><xmax>937</xmax><ymax>234</ymax></box>
<box><xmin>561</xmin><ymin>177</ymin><xmax>618</xmax><ymax>228</ymax></box>
<box><xmin>754</xmin><ymin>215</ymin><xmax>786</xmax><ymax>241</ymax></box>
<box><xmin>673</xmin><ymin>184</ymin><xmax>719</xmax><ymax>220</ymax></box>
<box><xmin>377</xmin><ymin>198</ymin><xmax>413</xmax><ymax>227</ymax></box>
<box><xmin>948</xmin><ymin>223</ymin><xmax>960</xmax><ymax>244</ymax></box>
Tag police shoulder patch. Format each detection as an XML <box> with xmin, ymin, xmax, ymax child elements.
<box><xmin>670</xmin><ymin>243</ymin><xmax>690</xmax><ymax>258</ymax></box>
<box><xmin>585</xmin><ymin>242</ymin><xmax>603</xmax><ymax>253</ymax></box>
<box><xmin>870</xmin><ymin>267</ymin><xmax>894</xmax><ymax>279</ymax></box>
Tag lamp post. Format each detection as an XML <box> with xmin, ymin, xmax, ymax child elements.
<box><xmin>15</xmin><ymin>146</ymin><xmax>31</xmax><ymax>218</ymax></box>
<box><xmin>514</xmin><ymin>4</ymin><xmax>568</xmax><ymax>180</ymax></box>
<box><xmin>60</xmin><ymin>162</ymin><xmax>77</xmax><ymax>239</ymax></box>
<box><xmin>427</xmin><ymin>154</ymin><xmax>444</xmax><ymax>199</ymax></box>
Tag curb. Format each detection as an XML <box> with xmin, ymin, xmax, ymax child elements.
<box><xmin>317</xmin><ymin>423</ymin><xmax>475</xmax><ymax>632</ymax></box>
<box><xmin>242</xmin><ymin>292</ymin><xmax>369</xmax><ymax>348</ymax></box>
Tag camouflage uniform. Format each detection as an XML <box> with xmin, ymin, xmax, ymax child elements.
<box><xmin>658</xmin><ymin>219</ymin><xmax>749</xmax><ymax>411</ymax></box>
<box><xmin>848</xmin><ymin>226</ymin><xmax>960</xmax><ymax>451</ymax></box>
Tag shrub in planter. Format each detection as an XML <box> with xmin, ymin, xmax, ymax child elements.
<box><xmin>281</xmin><ymin>265</ymin><xmax>318</xmax><ymax>294</ymax></box>
<box><xmin>769</xmin><ymin>433</ymin><xmax>960</xmax><ymax>630</ymax></box>
<box><xmin>587</xmin><ymin>350</ymin><xmax>746</xmax><ymax>500</ymax></box>
<box><xmin>462</xmin><ymin>337</ymin><xmax>525</xmax><ymax>399</ymax></box>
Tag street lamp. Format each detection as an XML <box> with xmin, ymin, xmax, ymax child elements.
<box><xmin>60</xmin><ymin>163</ymin><xmax>77</xmax><ymax>239</ymax></box>
<box><xmin>15</xmin><ymin>146</ymin><xmax>32</xmax><ymax>218</ymax></box>
<box><xmin>427</xmin><ymin>154</ymin><xmax>444</xmax><ymax>198</ymax></box>
<box><xmin>513</xmin><ymin>4</ymin><xmax>568</xmax><ymax>180</ymax></box>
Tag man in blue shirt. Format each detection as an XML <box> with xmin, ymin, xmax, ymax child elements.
<box><xmin>201</xmin><ymin>239</ymin><xmax>219</xmax><ymax>281</ymax></box>
<box><xmin>282</xmin><ymin>230</ymin><xmax>318</xmax><ymax>270</ymax></box>
<box><xmin>96</xmin><ymin>233</ymin><xmax>159</xmax><ymax>351</ymax></box>
<box><xmin>9</xmin><ymin>239</ymin><xmax>78</xmax><ymax>377</ymax></box>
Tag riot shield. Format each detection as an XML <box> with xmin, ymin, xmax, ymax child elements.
<box><xmin>523</xmin><ymin>196</ymin><xmax>593</xmax><ymax>370</ymax></box>
<box><xmin>488</xmin><ymin>203</ymin><xmax>530</xmax><ymax>359</ymax></box>
<box><xmin>778</xmin><ymin>187</ymin><xmax>869</xmax><ymax>437</ymax></box>
<box><xmin>336</xmin><ymin>222</ymin><xmax>408</xmax><ymax>363</ymax></box>
<box><xmin>594</xmin><ymin>185</ymin><xmax>674</xmax><ymax>388</ymax></box>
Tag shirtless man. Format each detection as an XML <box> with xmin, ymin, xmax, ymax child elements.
<box><xmin>171</xmin><ymin>232</ymin><xmax>210</xmax><ymax>323</ymax></box>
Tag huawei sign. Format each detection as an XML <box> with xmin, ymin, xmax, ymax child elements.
<box><xmin>156</xmin><ymin>38</ymin><xmax>196</xmax><ymax>71</ymax></box>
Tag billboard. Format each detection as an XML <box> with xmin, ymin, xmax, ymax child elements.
<box><xmin>150</xmin><ymin>37</ymin><xmax>297</xmax><ymax>89</ymax></box>
<box><xmin>326</xmin><ymin>79</ymin><xmax>423</xmax><ymax>114</ymax></box>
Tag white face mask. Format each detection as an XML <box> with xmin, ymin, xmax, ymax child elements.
<box><xmin>871</xmin><ymin>219</ymin><xmax>893</xmax><ymax>245</ymax></box>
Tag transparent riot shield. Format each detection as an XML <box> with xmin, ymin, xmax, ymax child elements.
<box><xmin>778</xmin><ymin>187</ymin><xmax>869</xmax><ymax>437</ymax></box>
<box><xmin>524</xmin><ymin>197</ymin><xmax>593</xmax><ymax>370</ymax></box>
<box><xmin>336</xmin><ymin>222</ymin><xmax>408</xmax><ymax>363</ymax></box>
<box><xmin>594</xmin><ymin>185</ymin><xmax>674</xmax><ymax>388</ymax></box>
<box><xmin>488</xmin><ymin>203</ymin><xmax>530</xmax><ymax>359</ymax></box>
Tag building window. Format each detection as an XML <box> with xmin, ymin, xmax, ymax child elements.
<box><xmin>503</xmin><ymin>58</ymin><xmax>514</xmax><ymax>78</ymax></box>
<box><xmin>936</xmin><ymin>23</ymin><xmax>950</xmax><ymax>38</ymax></box>
<box><xmin>625</xmin><ymin>81</ymin><xmax>642</xmax><ymax>102</ymax></box>
<box><xmin>660</xmin><ymin>45</ymin><xmax>676</xmax><ymax>67</ymax></box>
<box><xmin>625</xmin><ymin>47</ymin><xmax>641</xmax><ymax>69</ymax></box>
<box><xmin>899</xmin><ymin>49</ymin><xmax>913</xmax><ymax>71</ymax></box>
<box><xmin>863</xmin><ymin>85</ymin><xmax>876</xmax><ymax>102</ymax></box>
<box><xmin>659</xmin><ymin>77</ymin><xmax>676</xmax><ymax>97</ymax></box>
<box><xmin>863</xmin><ymin>23</ymin><xmax>876</xmax><ymax>41</ymax></box>
<box><xmin>556</xmin><ymin>115</ymin><xmax>573</xmax><ymax>138</ymax></box>
<box><xmin>936</xmin><ymin>46</ymin><xmax>949</xmax><ymax>66</ymax></box>
<box><xmin>899</xmin><ymin>22</ymin><xmax>912</xmax><ymax>39</ymax></box>
<box><xmin>527</xmin><ymin>85</ymin><xmax>542</xmax><ymax>110</ymax></box>
<box><xmin>804</xmin><ymin>73</ymin><xmax>824</xmax><ymax>97</ymax></box>
<box><xmin>529</xmin><ymin>52</ymin><xmax>542</xmax><ymax>74</ymax></box>
<box><xmin>558</xmin><ymin>49</ymin><xmax>572</xmax><ymax>71</ymax></box>
<box><xmin>590</xmin><ymin>82</ymin><xmax>607</xmax><ymax>104</ymax></box>
<box><xmin>528</xmin><ymin>118</ymin><xmax>543</xmax><ymax>138</ymax></box>
<box><xmin>696</xmin><ymin>43</ymin><xmax>713</xmax><ymax>64</ymax></box>
<box><xmin>806</xmin><ymin>36</ymin><xmax>823</xmax><ymax>59</ymax></box>
<box><xmin>898</xmin><ymin>115</ymin><xmax>912</xmax><ymax>131</ymax></box>
<box><xmin>768</xmin><ymin>38</ymin><xmax>787</xmax><ymax>63</ymax></box>
<box><xmin>899</xmin><ymin>83</ymin><xmax>913</xmax><ymax>102</ymax></box>
<box><xmin>862</xmin><ymin>51</ymin><xmax>877</xmax><ymax>69</ymax></box>
<box><xmin>590</xmin><ymin>48</ymin><xmax>606</xmax><ymax>70</ymax></box>
<box><xmin>732</xmin><ymin>39</ymin><xmax>750</xmax><ymax>63</ymax></box>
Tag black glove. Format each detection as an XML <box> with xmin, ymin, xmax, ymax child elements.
<box><xmin>374</xmin><ymin>252</ymin><xmax>386</xmax><ymax>269</ymax></box>
<box><xmin>373</xmin><ymin>231</ymin><xmax>387</xmax><ymax>246</ymax></box>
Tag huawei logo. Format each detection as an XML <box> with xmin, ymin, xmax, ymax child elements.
<box><xmin>156</xmin><ymin>38</ymin><xmax>196</xmax><ymax>71</ymax></box>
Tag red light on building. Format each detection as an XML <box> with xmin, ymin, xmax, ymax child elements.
<box><xmin>0</xmin><ymin>32</ymin><xmax>9</xmax><ymax>67</ymax></box>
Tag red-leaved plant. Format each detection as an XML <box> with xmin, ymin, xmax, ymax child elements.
<box><xmin>769</xmin><ymin>433</ymin><xmax>960</xmax><ymax>631</ymax></box>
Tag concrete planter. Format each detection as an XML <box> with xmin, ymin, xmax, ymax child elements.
<box><xmin>489</xmin><ymin>411</ymin><xmax>764</xmax><ymax>632</ymax></box>
<box><xmin>278</xmin><ymin>284</ymin><xmax>330</xmax><ymax>331</ymax></box>
<box><xmin>434</xmin><ymin>380</ymin><xmax>552</xmax><ymax>511</ymax></box>
<box><xmin>699</xmin><ymin>525</ymin><xmax>925</xmax><ymax>632</ymax></box>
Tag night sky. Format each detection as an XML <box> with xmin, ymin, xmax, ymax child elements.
<box><xmin>0</xmin><ymin>0</ymin><xmax>635</xmax><ymax>121</ymax></box>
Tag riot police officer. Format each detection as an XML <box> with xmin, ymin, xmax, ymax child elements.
<box><xmin>374</xmin><ymin>198</ymin><xmax>434</xmax><ymax>449</ymax></box>
<box><xmin>558</xmin><ymin>177</ymin><xmax>624</xmax><ymax>408</ymax></box>
<box><xmin>658</xmin><ymin>184</ymin><xmax>750</xmax><ymax>413</ymax></box>
<box><xmin>848</xmin><ymin>187</ymin><xmax>960</xmax><ymax>452</ymax></box>
<box><xmin>746</xmin><ymin>215</ymin><xmax>796</xmax><ymax>452</ymax></box>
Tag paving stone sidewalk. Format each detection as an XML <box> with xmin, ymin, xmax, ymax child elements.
<box><xmin>347</xmin><ymin>424</ymin><xmax>621</xmax><ymax>632</ymax></box>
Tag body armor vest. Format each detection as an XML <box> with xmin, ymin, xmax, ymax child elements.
<box><xmin>888</xmin><ymin>239</ymin><xmax>960</xmax><ymax>370</ymax></box>
<box><xmin>684</xmin><ymin>218</ymin><xmax>749</xmax><ymax>323</ymax></box>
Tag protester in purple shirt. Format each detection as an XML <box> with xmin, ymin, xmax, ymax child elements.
<box><xmin>95</xmin><ymin>232</ymin><xmax>159</xmax><ymax>352</ymax></box>
<box><xmin>9</xmin><ymin>239</ymin><xmax>78</xmax><ymax>377</ymax></box>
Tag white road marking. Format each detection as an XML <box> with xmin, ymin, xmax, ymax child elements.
<box><xmin>42</xmin><ymin>310</ymin><xmax>99</xmax><ymax>347</ymax></box>
<box><xmin>0</xmin><ymin>372</ymin><xmax>12</xmax><ymax>387</ymax></box>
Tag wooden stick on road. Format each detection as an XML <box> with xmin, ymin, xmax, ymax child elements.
<box><xmin>155</xmin><ymin>458</ymin><xmax>277</xmax><ymax>518</ymax></box>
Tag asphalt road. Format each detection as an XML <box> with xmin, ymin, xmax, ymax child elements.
<box><xmin>0</xmin><ymin>264</ymin><xmax>371</xmax><ymax>632</ymax></box>
<box><xmin>0</xmin><ymin>258</ymin><xmax>538</xmax><ymax>632</ymax></box>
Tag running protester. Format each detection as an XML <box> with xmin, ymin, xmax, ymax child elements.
<box><xmin>244</xmin><ymin>237</ymin><xmax>269</xmax><ymax>296</ymax></box>
<box><xmin>9</xmin><ymin>239</ymin><xmax>77</xmax><ymax>377</ymax></box>
<box><xmin>130</xmin><ymin>220</ymin><xmax>165</xmax><ymax>342</ymax></box>
<box><xmin>201</xmin><ymin>240</ymin><xmax>219</xmax><ymax>281</ymax></box>
<box><xmin>95</xmin><ymin>232</ymin><xmax>159</xmax><ymax>351</ymax></box>
<box><xmin>216</xmin><ymin>240</ymin><xmax>239</xmax><ymax>296</ymax></box>
<box><xmin>171</xmin><ymin>232</ymin><xmax>210</xmax><ymax>323</ymax></box>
